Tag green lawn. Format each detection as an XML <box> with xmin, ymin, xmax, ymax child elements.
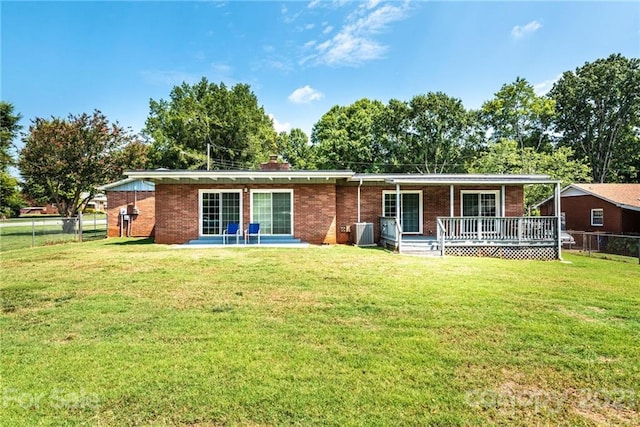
<box><xmin>1</xmin><ymin>240</ymin><xmax>639</xmax><ymax>426</ymax></box>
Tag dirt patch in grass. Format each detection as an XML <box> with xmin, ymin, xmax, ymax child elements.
<box><xmin>566</xmin><ymin>387</ymin><xmax>640</xmax><ymax>426</ymax></box>
<box><xmin>572</xmin><ymin>405</ymin><xmax>639</xmax><ymax>426</ymax></box>
<box><xmin>558</xmin><ymin>306</ymin><xmax>599</xmax><ymax>323</ymax></box>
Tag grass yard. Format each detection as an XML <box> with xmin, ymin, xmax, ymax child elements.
<box><xmin>1</xmin><ymin>240</ymin><xmax>639</xmax><ymax>426</ymax></box>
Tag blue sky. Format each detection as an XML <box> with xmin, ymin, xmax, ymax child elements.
<box><xmin>2</xmin><ymin>1</ymin><xmax>639</xmax><ymax>144</ymax></box>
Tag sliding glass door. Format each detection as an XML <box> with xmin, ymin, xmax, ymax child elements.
<box><xmin>383</xmin><ymin>191</ymin><xmax>422</xmax><ymax>234</ymax></box>
<box><xmin>251</xmin><ymin>190</ymin><xmax>293</xmax><ymax>235</ymax></box>
<box><xmin>200</xmin><ymin>190</ymin><xmax>241</xmax><ymax>235</ymax></box>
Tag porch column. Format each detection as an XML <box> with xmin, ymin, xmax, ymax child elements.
<box><xmin>449</xmin><ymin>185</ymin><xmax>454</xmax><ymax>217</ymax></box>
<box><xmin>555</xmin><ymin>181</ymin><xmax>562</xmax><ymax>260</ymax></box>
<box><xmin>396</xmin><ymin>184</ymin><xmax>401</xmax><ymax>230</ymax></box>
<box><xmin>501</xmin><ymin>185</ymin><xmax>506</xmax><ymax>216</ymax></box>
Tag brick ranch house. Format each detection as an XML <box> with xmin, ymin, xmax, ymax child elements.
<box><xmin>537</xmin><ymin>183</ymin><xmax>640</xmax><ymax>234</ymax></box>
<box><xmin>105</xmin><ymin>159</ymin><xmax>563</xmax><ymax>260</ymax></box>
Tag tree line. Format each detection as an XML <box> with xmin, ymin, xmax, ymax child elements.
<box><xmin>1</xmin><ymin>53</ymin><xmax>638</xmax><ymax>219</ymax></box>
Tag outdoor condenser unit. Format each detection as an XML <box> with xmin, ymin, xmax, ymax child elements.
<box><xmin>353</xmin><ymin>222</ymin><xmax>375</xmax><ymax>247</ymax></box>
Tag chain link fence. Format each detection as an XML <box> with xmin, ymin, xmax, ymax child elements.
<box><xmin>566</xmin><ymin>231</ymin><xmax>640</xmax><ymax>264</ymax></box>
<box><xmin>0</xmin><ymin>213</ymin><xmax>107</xmax><ymax>252</ymax></box>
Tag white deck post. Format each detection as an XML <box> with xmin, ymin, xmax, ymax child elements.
<box><xmin>449</xmin><ymin>185</ymin><xmax>454</xmax><ymax>217</ymax></box>
<box><xmin>555</xmin><ymin>181</ymin><xmax>562</xmax><ymax>260</ymax></box>
<box><xmin>395</xmin><ymin>184</ymin><xmax>401</xmax><ymax>242</ymax></box>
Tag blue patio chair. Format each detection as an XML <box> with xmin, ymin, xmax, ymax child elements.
<box><xmin>245</xmin><ymin>223</ymin><xmax>260</xmax><ymax>245</ymax></box>
<box><xmin>222</xmin><ymin>223</ymin><xmax>241</xmax><ymax>244</ymax></box>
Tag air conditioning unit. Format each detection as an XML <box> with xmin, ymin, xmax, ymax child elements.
<box><xmin>353</xmin><ymin>222</ymin><xmax>375</xmax><ymax>246</ymax></box>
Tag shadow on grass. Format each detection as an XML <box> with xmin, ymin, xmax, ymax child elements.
<box><xmin>354</xmin><ymin>245</ymin><xmax>391</xmax><ymax>254</ymax></box>
<box><xmin>105</xmin><ymin>238</ymin><xmax>155</xmax><ymax>246</ymax></box>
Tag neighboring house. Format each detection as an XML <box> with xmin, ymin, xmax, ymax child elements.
<box><xmin>112</xmin><ymin>157</ymin><xmax>563</xmax><ymax>260</ymax></box>
<box><xmin>537</xmin><ymin>184</ymin><xmax>640</xmax><ymax>234</ymax></box>
<box><xmin>80</xmin><ymin>192</ymin><xmax>107</xmax><ymax>212</ymax></box>
<box><xmin>99</xmin><ymin>178</ymin><xmax>156</xmax><ymax>238</ymax></box>
<box><xmin>19</xmin><ymin>203</ymin><xmax>59</xmax><ymax>216</ymax></box>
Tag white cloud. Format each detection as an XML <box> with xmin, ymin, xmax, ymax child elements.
<box><xmin>534</xmin><ymin>74</ymin><xmax>562</xmax><ymax>95</ymax></box>
<box><xmin>307</xmin><ymin>1</ymin><xmax>411</xmax><ymax>67</ymax></box>
<box><xmin>308</xmin><ymin>0</ymin><xmax>320</xmax><ymax>8</ymax></box>
<box><xmin>140</xmin><ymin>70</ymin><xmax>201</xmax><ymax>86</ymax></box>
<box><xmin>269</xmin><ymin>114</ymin><xmax>291</xmax><ymax>133</ymax></box>
<box><xmin>511</xmin><ymin>20</ymin><xmax>542</xmax><ymax>39</ymax></box>
<box><xmin>323</xmin><ymin>25</ymin><xmax>334</xmax><ymax>34</ymax></box>
<box><xmin>211</xmin><ymin>63</ymin><xmax>232</xmax><ymax>75</ymax></box>
<box><xmin>304</xmin><ymin>40</ymin><xmax>317</xmax><ymax>48</ymax></box>
<box><xmin>367</xmin><ymin>0</ymin><xmax>381</xmax><ymax>9</ymax></box>
<box><xmin>288</xmin><ymin>85</ymin><xmax>324</xmax><ymax>104</ymax></box>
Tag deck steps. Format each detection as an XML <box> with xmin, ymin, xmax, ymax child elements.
<box><xmin>399</xmin><ymin>238</ymin><xmax>442</xmax><ymax>256</ymax></box>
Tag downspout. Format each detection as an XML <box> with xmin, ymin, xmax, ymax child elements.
<box><xmin>357</xmin><ymin>179</ymin><xmax>362</xmax><ymax>223</ymax></box>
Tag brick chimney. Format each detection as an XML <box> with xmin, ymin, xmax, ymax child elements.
<box><xmin>260</xmin><ymin>155</ymin><xmax>290</xmax><ymax>171</ymax></box>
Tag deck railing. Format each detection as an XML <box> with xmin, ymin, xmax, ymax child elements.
<box><xmin>437</xmin><ymin>216</ymin><xmax>557</xmax><ymax>243</ymax></box>
<box><xmin>380</xmin><ymin>216</ymin><xmax>403</xmax><ymax>251</ymax></box>
<box><xmin>436</xmin><ymin>218</ymin><xmax>446</xmax><ymax>256</ymax></box>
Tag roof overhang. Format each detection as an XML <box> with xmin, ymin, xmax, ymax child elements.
<box><xmin>99</xmin><ymin>177</ymin><xmax>156</xmax><ymax>191</ymax></box>
<box><xmin>123</xmin><ymin>170</ymin><xmax>559</xmax><ymax>186</ymax></box>
<box><xmin>352</xmin><ymin>173</ymin><xmax>559</xmax><ymax>186</ymax></box>
<box><xmin>125</xmin><ymin>169</ymin><xmax>355</xmax><ymax>184</ymax></box>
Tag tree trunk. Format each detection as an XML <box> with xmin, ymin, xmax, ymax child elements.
<box><xmin>61</xmin><ymin>217</ymin><xmax>77</xmax><ymax>234</ymax></box>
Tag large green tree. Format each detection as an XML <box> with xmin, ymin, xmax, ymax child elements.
<box><xmin>144</xmin><ymin>78</ymin><xmax>277</xmax><ymax>170</ymax></box>
<box><xmin>480</xmin><ymin>77</ymin><xmax>556</xmax><ymax>153</ymax></box>
<box><xmin>0</xmin><ymin>101</ymin><xmax>24</xmax><ymax>218</ymax></box>
<box><xmin>382</xmin><ymin>92</ymin><xmax>472</xmax><ymax>173</ymax></box>
<box><xmin>470</xmin><ymin>139</ymin><xmax>591</xmax><ymax>211</ymax></box>
<box><xmin>311</xmin><ymin>99</ymin><xmax>386</xmax><ymax>172</ymax></box>
<box><xmin>550</xmin><ymin>54</ymin><xmax>640</xmax><ymax>183</ymax></box>
<box><xmin>19</xmin><ymin>111</ymin><xmax>133</xmax><ymax>230</ymax></box>
<box><xmin>275</xmin><ymin>128</ymin><xmax>315</xmax><ymax>170</ymax></box>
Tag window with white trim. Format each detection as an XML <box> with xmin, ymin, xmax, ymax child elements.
<box><xmin>251</xmin><ymin>190</ymin><xmax>293</xmax><ymax>235</ymax></box>
<box><xmin>382</xmin><ymin>191</ymin><xmax>422</xmax><ymax>234</ymax></box>
<box><xmin>591</xmin><ymin>208</ymin><xmax>604</xmax><ymax>226</ymax></box>
<box><xmin>199</xmin><ymin>190</ymin><xmax>242</xmax><ymax>235</ymax></box>
<box><xmin>461</xmin><ymin>190</ymin><xmax>500</xmax><ymax>217</ymax></box>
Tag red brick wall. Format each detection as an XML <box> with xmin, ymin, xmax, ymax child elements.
<box><xmin>336</xmin><ymin>185</ymin><xmax>386</xmax><ymax>244</ymax></box>
<box><xmin>505</xmin><ymin>186</ymin><xmax>525</xmax><ymax>216</ymax></box>
<box><xmin>154</xmin><ymin>183</ymin><xmax>337</xmax><ymax>245</ymax></box>
<box><xmin>539</xmin><ymin>194</ymin><xmax>640</xmax><ymax>234</ymax></box>
<box><xmin>560</xmin><ymin>195</ymin><xmax>623</xmax><ymax>233</ymax></box>
<box><xmin>621</xmin><ymin>209</ymin><xmax>640</xmax><ymax>234</ymax></box>
<box><xmin>106</xmin><ymin>191</ymin><xmax>155</xmax><ymax>238</ymax></box>
<box><xmin>154</xmin><ymin>185</ymin><xmax>199</xmax><ymax>244</ymax></box>
<box><xmin>293</xmin><ymin>184</ymin><xmax>337</xmax><ymax>244</ymax></box>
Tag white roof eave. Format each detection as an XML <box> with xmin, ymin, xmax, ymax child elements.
<box><xmin>125</xmin><ymin>170</ymin><xmax>355</xmax><ymax>182</ymax></box>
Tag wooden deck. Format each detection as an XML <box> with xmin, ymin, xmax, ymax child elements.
<box><xmin>380</xmin><ymin>216</ymin><xmax>559</xmax><ymax>259</ymax></box>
